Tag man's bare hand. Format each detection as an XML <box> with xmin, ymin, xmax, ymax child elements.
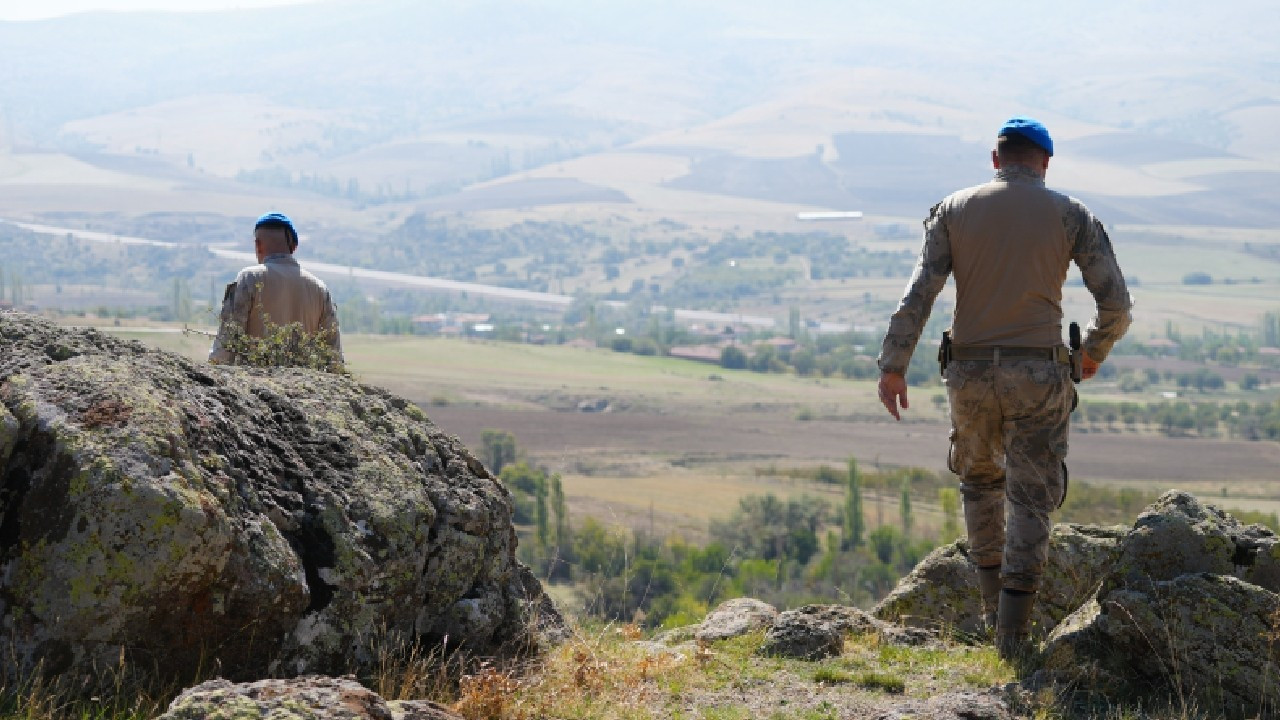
<box><xmin>878</xmin><ymin>372</ymin><xmax>909</xmax><ymax>421</ymax></box>
<box><xmin>1081</xmin><ymin>352</ymin><xmax>1100</xmax><ymax>380</ymax></box>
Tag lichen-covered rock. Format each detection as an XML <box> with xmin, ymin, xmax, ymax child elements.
<box><xmin>1103</xmin><ymin>490</ymin><xmax>1280</xmax><ymax>596</ymax></box>
<box><xmin>158</xmin><ymin>675</ymin><xmax>462</xmax><ymax>720</ymax></box>
<box><xmin>0</xmin><ymin>314</ymin><xmax>561</xmax><ymax>683</ymax></box>
<box><xmin>758</xmin><ymin>604</ymin><xmax>934</xmax><ymax>660</ymax></box>
<box><xmin>871</xmin><ymin>689</ymin><xmax>1014</xmax><ymax>720</ymax></box>
<box><xmin>695</xmin><ymin>598</ymin><xmax>777</xmax><ymax>643</ymax></box>
<box><xmin>759</xmin><ymin>608</ymin><xmax>844</xmax><ymax>660</ymax></box>
<box><xmin>873</xmin><ymin>524</ymin><xmax>1124</xmax><ymax>637</ymax></box>
<box><xmin>1040</xmin><ymin>573</ymin><xmax>1280</xmax><ymax>720</ymax></box>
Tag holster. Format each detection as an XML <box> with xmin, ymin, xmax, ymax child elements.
<box><xmin>937</xmin><ymin>330</ymin><xmax>952</xmax><ymax>377</ymax></box>
<box><xmin>1068</xmin><ymin>322</ymin><xmax>1083</xmax><ymax>383</ymax></box>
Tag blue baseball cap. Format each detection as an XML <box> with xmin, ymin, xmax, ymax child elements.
<box><xmin>998</xmin><ymin>116</ymin><xmax>1053</xmax><ymax>156</ymax></box>
<box><xmin>255</xmin><ymin>212</ymin><xmax>298</xmax><ymax>248</ymax></box>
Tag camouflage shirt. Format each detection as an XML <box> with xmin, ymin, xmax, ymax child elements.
<box><xmin>877</xmin><ymin>166</ymin><xmax>1132</xmax><ymax>375</ymax></box>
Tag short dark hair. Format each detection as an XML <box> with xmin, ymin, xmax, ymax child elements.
<box><xmin>255</xmin><ymin>224</ymin><xmax>295</xmax><ymax>248</ymax></box>
<box><xmin>997</xmin><ymin>133</ymin><xmax>1048</xmax><ymax>163</ymax></box>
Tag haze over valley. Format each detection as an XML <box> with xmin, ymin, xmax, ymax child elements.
<box><xmin>3</xmin><ymin>0</ymin><xmax>1280</xmax><ymax>532</ymax></box>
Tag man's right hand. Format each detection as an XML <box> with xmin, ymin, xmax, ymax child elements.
<box><xmin>1081</xmin><ymin>352</ymin><xmax>1100</xmax><ymax>380</ymax></box>
<box><xmin>878</xmin><ymin>372</ymin><xmax>909</xmax><ymax>421</ymax></box>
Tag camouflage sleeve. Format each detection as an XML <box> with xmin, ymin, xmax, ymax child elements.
<box><xmin>1070</xmin><ymin>208</ymin><xmax>1133</xmax><ymax>363</ymax></box>
<box><xmin>320</xmin><ymin>292</ymin><xmax>345</xmax><ymax>365</ymax></box>
<box><xmin>877</xmin><ymin>202</ymin><xmax>952</xmax><ymax>375</ymax></box>
<box><xmin>207</xmin><ymin>275</ymin><xmax>256</xmax><ymax>364</ymax></box>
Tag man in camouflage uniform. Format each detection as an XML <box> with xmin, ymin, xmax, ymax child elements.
<box><xmin>209</xmin><ymin>212</ymin><xmax>344</xmax><ymax>366</ymax></box>
<box><xmin>876</xmin><ymin>117</ymin><xmax>1132</xmax><ymax>658</ymax></box>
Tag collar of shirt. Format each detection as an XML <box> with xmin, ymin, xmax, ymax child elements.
<box><xmin>995</xmin><ymin>166</ymin><xmax>1046</xmax><ymax>186</ymax></box>
<box><xmin>262</xmin><ymin>253</ymin><xmax>299</xmax><ymax>265</ymax></box>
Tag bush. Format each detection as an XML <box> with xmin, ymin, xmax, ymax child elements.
<box><xmin>720</xmin><ymin>345</ymin><xmax>747</xmax><ymax>369</ymax></box>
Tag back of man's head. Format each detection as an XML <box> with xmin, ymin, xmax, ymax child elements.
<box><xmin>996</xmin><ymin>116</ymin><xmax>1053</xmax><ymax>168</ymax></box>
<box><xmin>996</xmin><ymin>133</ymin><xmax>1049</xmax><ymax>165</ymax></box>
<box><xmin>254</xmin><ymin>212</ymin><xmax>298</xmax><ymax>255</ymax></box>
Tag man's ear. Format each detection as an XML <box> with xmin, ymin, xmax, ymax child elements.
<box><xmin>991</xmin><ymin>149</ymin><xmax>1001</xmax><ymax>170</ymax></box>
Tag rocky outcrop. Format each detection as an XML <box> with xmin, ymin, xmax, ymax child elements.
<box><xmin>1100</xmin><ymin>490</ymin><xmax>1280</xmax><ymax>596</ymax></box>
<box><xmin>1041</xmin><ymin>573</ymin><xmax>1280</xmax><ymax>719</ymax></box>
<box><xmin>873</xmin><ymin>523</ymin><xmax>1125</xmax><ymax>637</ymax></box>
<box><xmin>0</xmin><ymin>314</ymin><xmax>561</xmax><ymax>684</ymax></box>
<box><xmin>159</xmin><ymin>676</ymin><xmax>462</xmax><ymax>720</ymax></box>
<box><xmin>1037</xmin><ymin>491</ymin><xmax>1280</xmax><ymax>719</ymax></box>
<box><xmin>873</xmin><ymin>490</ymin><xmax>1280</xmax><ymax>717</ymax></box>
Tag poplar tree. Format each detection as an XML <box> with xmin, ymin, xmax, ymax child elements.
<box><xmin>939</xmin><ymin>488</ymin><xmax>960</xmax><ymax>542</ymax></box>
<box><xmin>900</xmin><ymin>478</ymin><xmax>913</xmax><ymax>537</ymax></box>
<box><xmin>534</xmin><ymin>475</ymin><xmax>549</xmax><ymax>550</ymax></box>
<box><xmin>550</xmin><ymin>473</ymin><xmax>569</xmax><ymax>550</ymax></box>
<box><xmin>842</xmin><ymin>457</ymin><xmax>864</xmax><ymax>549</ymax></box>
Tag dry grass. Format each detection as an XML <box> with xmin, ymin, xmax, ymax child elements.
<box><xmin>0</xmin><ymin>646</ymin><xmax>193</xmax><ymax>720</ymax></box>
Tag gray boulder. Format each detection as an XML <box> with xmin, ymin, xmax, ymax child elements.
<box><xmin>695</xmin><ymin>598</ymin><xmax>777</xmax><ymax>642</ymax></box>
<box><xmin>759</xmin><ymin>604</ymin><xmax>934</xmax><ymax>660</ymax></box>
<box><xmin>871</xmin><ymin>690</ymin><xmax>1014</xmax><ymax>720</ymax></box>
<box><xmin>874</xmin><ymin>524</ymin><xmax>1125</xmax><ymax>637</ymax></box>
<box><xmin>0</xmin><ymin>314</ymin><xmax>560</xmax><ymax>684</ymax></box>
<box><xmin>1102</xmin><ymin>490</ymin><xmax>1280</xmax><ymax>595</ymax></box>
<box><xmin>1041</xmin><ymin>573</ymin><xmax>1280</xmax><ymax>720</ymax></box>
<box><xmin>159</xmin><ymin>676</ymin><xmax>462</xmax><ymax>720</ymax></box>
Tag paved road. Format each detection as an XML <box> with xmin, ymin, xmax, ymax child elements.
<box><xmin>3</xmin><ymin>218</ymin><xmax>779</xmax><ymax>328</ymax></box>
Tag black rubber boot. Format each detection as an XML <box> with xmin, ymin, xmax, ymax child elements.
<box><xmin>977</xmin><ymin>565</ymin><xmax>1002</xmax><ymax>631</ymax></box>
<box><xmin>996</xmin><ymin>589</ymin><xmax>1036</xmax><ymax>661</ymax></box>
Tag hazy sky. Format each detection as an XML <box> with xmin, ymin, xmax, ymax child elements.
<box><xmin>0</xmin><ymin>0</ymin><xmax>321</xmax><ymax>22</ymax></box>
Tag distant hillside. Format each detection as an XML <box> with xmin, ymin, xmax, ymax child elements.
<box><xmin>0</xmin><ymin>0</ymin><xmax>1277</xmax><ymax>226</ymax></box>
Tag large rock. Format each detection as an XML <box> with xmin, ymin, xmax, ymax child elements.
<box><xmin>1041</xmin><ymin>573</ymin><xmax>1280</xmax><ymax>720</ymax></box>
<box><xmin>873</xmin><ymin>524</ymin><xmax>1125</xmax><ymax>637</ymax></box>
<box><xmin>1102</xmin><ymin>490</ymin><xmax>1280</xmax><ymax>595</ymax></box>
<box><xmin>871</xmin><ymin>690</ymin><xmax>1014</xmax><ymax>720</ymax></box>
<box><xmin>758</xmin><ymin>604</ymin><xmax>934</xmax><ymax>660</ymax></box>
<box><xmin>695</xmin><ymin>598</ymin><xmax>777</xmax><ymax>643</ymax></box>
<box><xmin>0</xmin><ymin>314</ymin><xmax>560</xmax><ymax>683</ymax></box>
<box><xmin>159</xmin><ymin>676</ymin><xmax>462</xmax><ymax>720</ymax></box>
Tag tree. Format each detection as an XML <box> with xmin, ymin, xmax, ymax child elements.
<box><xmin>480</xmin><ymin>429</ymin><xmax>517</xmax><ymax>474</ymax></box>
<box><xmin>720</xmin><ymin>345</ymin><xmax>747</xmax><ymax>370</ymax></box>
<box><xmin>790</xmin><ymin>348</ymin><xmax>816</xmax><ymax>376</ymax></box>
<box><xmin>842</xmin><ymin>457</ymin><xmax>865</xmax><ymax>549</ymax></box>
<box><xmin>550</xmin><ymin>474</ymin><xmax>569</xmax><ymax>550</ymax></box>
<box><xmin>547</xmin><ymin>473</ymin><xmax>572</xmax><ymax>579</ymax></box>
<box><xmin>171</xmin><ymin>277</ymin><xmax>193</xmax><ymax>322</ymax></box>
<box><xmin>938</xmin><ymin>487</ymin><xmax>960</xmax><ymax>542</ymax></box>
<box><xmin>899</xmin><ymin>478</ymin><xmax>913</xmax><ymax>538</ymax></box>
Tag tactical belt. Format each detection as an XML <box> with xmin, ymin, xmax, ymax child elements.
<box><xmin>948</xmin><ymin>345</ymin><xmax>1070</xmax><ymax>364</ymax></box>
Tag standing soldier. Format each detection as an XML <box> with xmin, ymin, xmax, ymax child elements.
<box><xmin>876</xmin><ymin>117</ymin><xmax>1132</xmax><ymax>658</ymax></box>
<box><xmin>209</xmin><ymin>212</ymin><xmax>344</xmax><ymax>367</ymax></box>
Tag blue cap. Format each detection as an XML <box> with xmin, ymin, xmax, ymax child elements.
<box><xmin>255</xmin><ymin>212</ymin><xmax>298</xmax><ymax>248</ymax></box>
<box><xmin>998</xmin><ymin>116</ymin><xmax>1053</xmax><ymax>156</ymax></box>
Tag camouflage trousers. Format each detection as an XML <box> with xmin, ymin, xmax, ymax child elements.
<box><xmin>944</xmin><ymin>357</ymin><xmax>1074</xmax><ymax>592</ymax></box>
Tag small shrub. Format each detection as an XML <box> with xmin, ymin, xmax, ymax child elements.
<box><xmin>812</xmin><ymin>666</ymin><xmax>855</xmax><ymax>684</ymax></box>
<box><xmin>857</xmin><ymin>671</ymin><xmax>905</xmax><ymax>694</ymax></box>
<box><xmin>213</xmin><ymin>317</ymin><xmax>343</xmax><ymax>371</ymax></box>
